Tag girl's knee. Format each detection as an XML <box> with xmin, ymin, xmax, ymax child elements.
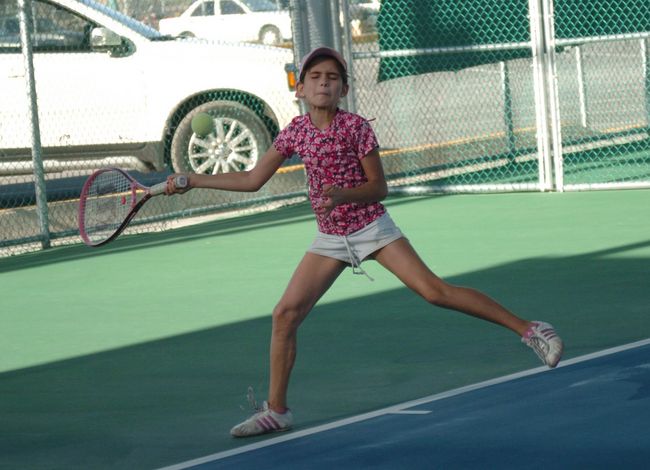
<box><xmin>420</xmin><ymin>282</ymin><xmax>454</xmax><ymax>307</ymax></box>
<box><xmin>272</xmin><ymin>303</ymin><xmax>305</xmax><ymax>333</ymax></box>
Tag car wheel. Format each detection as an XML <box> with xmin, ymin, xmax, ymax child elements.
<box><xmin>259</xmin><ymin>25</ymin><xmax>281</xmax><ymax>45</ymax></box>
<box><xmin>171</xmin><ymin>101</ymin><xmax>272</xmax><ymax>175</ymax></box>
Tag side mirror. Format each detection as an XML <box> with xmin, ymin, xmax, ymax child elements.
<box><xmin>90</xmin><ymin>27</ymin><xmax>122</xmax><ymax>48</ymax></box>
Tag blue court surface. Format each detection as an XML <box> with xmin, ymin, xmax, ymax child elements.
<box><xmin>160</xmin><ymin>339</ymin><xmax>650</xmax><ymax>470</ymax></box>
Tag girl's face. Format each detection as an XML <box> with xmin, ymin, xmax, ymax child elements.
<box><xmin>296</xmin><ymin>58</ymin><xmax>348</xmax><ymax>110</ymax></box>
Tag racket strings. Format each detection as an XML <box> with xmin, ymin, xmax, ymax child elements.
<box><xmin>82</xmin><ymin>170</ymin><xmax>138</xmax><ymax>243</ymax></box>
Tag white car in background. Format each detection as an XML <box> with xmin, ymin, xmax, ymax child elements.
<box><xmin>158</xmin><ymin>0</ymin><xmax>292</xmax><ymax>46</ymax></box>
<box><xmin>0</xmin><ymin>0</ymin><xmax>298</xmax><ymax>176</ymax></box>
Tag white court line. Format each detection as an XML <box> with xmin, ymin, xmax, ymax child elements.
<box><xmin>158</xmin><ymin>338</ymin><xmax>650</xmax><ymax>470</ymax></box>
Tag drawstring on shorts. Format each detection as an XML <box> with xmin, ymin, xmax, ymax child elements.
<box><xmin>341</xmin><ymin>235</ymin><xmax>374</xmax><ymax>281</ymax></box>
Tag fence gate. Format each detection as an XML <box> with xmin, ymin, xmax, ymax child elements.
<box><xmin>546</xmin><ymin>0</ymin><xmax>650</xmax><ymax>191</ymax></box>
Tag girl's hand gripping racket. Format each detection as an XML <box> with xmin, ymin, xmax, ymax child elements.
<box><xmin>78</xmin><ymin>168</ymin><xmax>187</xmax><ymax>247</ymax></box>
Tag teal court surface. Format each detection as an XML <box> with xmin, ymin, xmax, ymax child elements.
<box><xmin>1</xmin><ymin>189</ymin><xmax>649</xmax><ymax>469</ymax></box>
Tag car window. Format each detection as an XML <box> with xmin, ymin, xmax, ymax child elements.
<box><xmin>32</xmin><ymin>1</ymin><xmax>92</xmax><ymax>52</ymax></box>
<box><xmin>192</xmin><ymin>1</ymin><xmax>215</xmax><ymax>17</ymax></box>
<box><xmin>0</xmin><ymin>11</ymin><xmax>23</xmax><ymax>50</ymax></box>
<box><xmin>220</xmin><ymin>1</ymin><xmax>245</xmax><ymax>15</ymax></box>
<box><xmin>0</xmin><ymin>0</ymin><xmax>93</xmax><ymax>53</ymax></box>
<box><xmin>244</xmin><ymin>0</ymin><xmax>281</xmax><ymax>12</ymax></box>
<box><xmin>36</xmin><ymin>17</ymin><xmax>58</xmax><ymax>32</ymax></box>
<box><xmin>4</xmin><ymin>18</ymin><xmax>20</xmax><ymax>34</ymax></box>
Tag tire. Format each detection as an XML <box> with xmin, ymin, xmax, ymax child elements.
<box><xmin>259</xmin><ymin>25</ymin><xmax>281</xmax><ymax>46</ymax></box>
<box><xmin>171</xmin><ymin>101</ymin><xmax>272</xmax><ymax>175</ymax></box>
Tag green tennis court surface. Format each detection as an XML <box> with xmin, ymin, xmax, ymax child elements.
<box><xmin>1</xmin><ymin>190</ymin><xmax>649</xmax><ymax>469</ymax></box>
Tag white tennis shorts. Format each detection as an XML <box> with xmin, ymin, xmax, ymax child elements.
<box><xmin>307</xmin><ymin>213</ymin><xmax>404</xmax><ymax>279</ymax></box>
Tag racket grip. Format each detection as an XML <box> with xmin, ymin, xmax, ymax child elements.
<box><xmin>150</xmin><ymin>175</ymin><xmax>189</xmax><ymax>196</ymax></box>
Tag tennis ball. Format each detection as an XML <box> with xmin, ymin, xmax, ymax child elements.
<box><xmin>191</xmin><ymin>112</ymin><xmax>215</xmax><ymax>136</ymax></box>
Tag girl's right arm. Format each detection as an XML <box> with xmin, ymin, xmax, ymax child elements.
<box><xmin>166</xmin><ymin>145</ymin><xmax>286</xmax><ymax>194</ymax></box>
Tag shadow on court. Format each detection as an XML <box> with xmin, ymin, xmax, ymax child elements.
<box><xmin>0</xmin><ymin>196</ymin><xmax>443</xmax><ymax>275</ymax></box>
<box><xmin>0</xmin><ymin>202</ymin><xmax>316</xmax><ymax>274</ymax></box>
<box><xmin>1</xmin><ymin>242</ymin><xmax>649</xmax><ymax>469</ymax></box>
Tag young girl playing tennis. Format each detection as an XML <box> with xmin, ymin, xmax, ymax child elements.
<box><xmin>166</xmin><ymin>47</ymin><xmax>564</xmax><ymax>437</ymax></box>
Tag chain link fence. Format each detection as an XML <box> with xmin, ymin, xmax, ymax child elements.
<box><xmin>552</xmin><ymin>0</ymin><xmax>650</xmax><ymax>189</ymax></box>
<box><xmin>1</xmin><ymin>0</ymin><xmax>303</xmax><ymax>255</ymax></box>
<box><xmin>1</xmin><ymin>0</ymin><xmax>648</xmax><ymax>256</ymax></box>
<box><xmin>359</xmin><ymin>0</ymin><xmax>540</xmax><ymax>193</ymax></box>
<box><xmin>357</xmin><ymin>0</ymin><xmax>650</xmax><ymax>193</ymax></box>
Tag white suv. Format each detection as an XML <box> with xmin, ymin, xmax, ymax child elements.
<box><xmin>158</xmin><ymin>0</ymin><xmax>292</xmax><ymax>46</ymax></box>
<box><xmin>0</xmin><ymin>0</ymin><xmax>299</xmax><ymax>175</ymax></box>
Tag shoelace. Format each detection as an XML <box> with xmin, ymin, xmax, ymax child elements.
<box><xmin>526</xmin><ymin>336</ymin><xmax>549</xmax><ymax>362</ymax></box>
<box><xmin>341</xmin><ymin>235</ymin><xmax>374</xmax><ymax>281</ymax></box>
<box><xmin>240</xmin><ymin>386</ymin><xmax>260</xmax><ymax>413</ymax></box>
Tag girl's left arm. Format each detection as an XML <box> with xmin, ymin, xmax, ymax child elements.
<box><xmin>318</xmin><ymin>148</ymin><xmax>388</xmax><ymax>217</ymax></box>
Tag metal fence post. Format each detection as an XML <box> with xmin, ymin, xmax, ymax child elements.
<box><xmin>500</xmin><ymin>61</ymin><xmax>516</xmax><ymax>156</ymax></box>
<box><xmin>289</xmin><ymin>0</ymin><xmax>337</xmax><ymax>114</ymax></box>
<box><xmin>575</xmin><ymin>46</ymin><xmax>589</xmax><ymax>127</ymax></box>
<box><xmin>528</xmin><ymin>0</ymin><xmax>554</xmax><ymax>191</ymax></box>
<box><xmin>338</xmin><ymin>0</ymin><xmax>356</xmax><ymax>113</ymax></box>
<box><xmin>290</xmin><ymin>0</ymin><xmax>336</xmax><ymax>52</ymax></box>
<box><xmin>289</xmin><ymin>0</ymin><xmax>308</xmax><ymax>63</ymax></box>
<box><xmin>641</xmin><ymin>38</ymin><xmax>650</xmax><ymax>128</ymax></box>
<box><xmin>289</xmin><ymin>0</ymin><xmax>353</xmax><ymax>111</ymax></box>
<box><xmin>19</xmin><ymin>0</ymin><xmax>50</xmax><ymax>248</ymax></box>
<box><xmin>541</xmin><ymin>0</ymin><xmax>565</xmax><ymax>191</ymax></box>
<box><xmin>289</xmin><ymin>0</ymin><xmax>308</xmax><ymax>115</ymax></box>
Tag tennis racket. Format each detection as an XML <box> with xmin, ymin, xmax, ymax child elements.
<box><xmin>78</xmin><ymin>168</ymin><xmax>187</xmax><ymax>247</ymax></box>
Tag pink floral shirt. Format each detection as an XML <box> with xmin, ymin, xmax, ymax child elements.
<box><xmin>274</xmin><ymin>109</ymin><xmax>386</xmax><ymax>235</ymax></box>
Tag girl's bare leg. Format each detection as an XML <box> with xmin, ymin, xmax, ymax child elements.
<box><xmin>373</xmin><ymin>239</ymin><xmax>531</xmax><ymax>335</ymax></box>
<box><xmin>268</xmin><ymin>253</ymin><xmax>346</xmax><ymax>412</ymax></box>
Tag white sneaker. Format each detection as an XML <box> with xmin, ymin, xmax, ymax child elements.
<box><xmin>230</xmin><ymin>401</ymin><xmax>293</xmax><ymax>438</ymax></box>
<box><xmin>522</xmin><ymin>321</ymin><xmax>564</xmax><ymax>368</ymax></box>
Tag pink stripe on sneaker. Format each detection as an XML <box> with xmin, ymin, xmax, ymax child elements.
<box><xmin>256</xmin><ymin>415</ymin><xmax>280</xmax><ymax>431</ymax></box>
<box><xmin>265</xmin><ymin>415</ymin><xmax>281</xmax><ymax>429</ymax></box>
<box><xmin>256</xmin><ymin>417</ymin><xmax>270</xmax><ymax>431</ymax></box>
